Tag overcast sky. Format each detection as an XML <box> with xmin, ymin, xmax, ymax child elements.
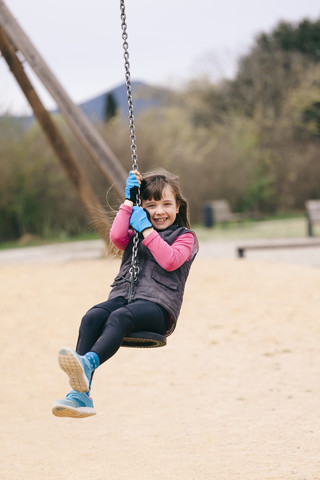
<box><xmin>1</xmin><ymin>0</ymin><xmax>319</xmax><ymax>114</ymax></box>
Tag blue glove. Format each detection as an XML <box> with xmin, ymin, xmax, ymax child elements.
<box><xmin>130</xmin><ymin>206</ymin><xmax>152</xmax><ymax>233</ymax></box>
<box><xmin>125</xmin><ymin>171</ymin><xmax>139</xmax><ymax>203</ymax></box>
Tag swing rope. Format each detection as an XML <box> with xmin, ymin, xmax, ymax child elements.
<box><xmin>120</xmin><ymin>0</ymin><xmax>166</xmax><ymax>348</ymax></box>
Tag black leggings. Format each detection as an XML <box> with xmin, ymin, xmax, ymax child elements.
<box><xmin>75</xmin><ymin>297</ymin><xmax>169</xmax><ymax>365</ymax></box>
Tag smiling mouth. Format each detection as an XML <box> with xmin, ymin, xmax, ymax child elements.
<box><xmin>154</xmin><ymin>218</ymin><xmax>167</xmax><ymax>223</ymax></box>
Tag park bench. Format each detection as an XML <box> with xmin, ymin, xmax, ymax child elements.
<box><xmin>203</xmin><ymin>200</ymin><xmax>245</xmax><ymax>227</ymax></box>
<box><xmin>237</xmin><ymin>238</ymin><xmax>320</xmax><ymax>258</ymax></box>
<box><xmin>305</xmin><ymin>200</ymin><xmax>320</xmax><ymax>237</ymax></box>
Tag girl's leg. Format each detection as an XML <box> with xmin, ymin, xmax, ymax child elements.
<box><xmin>90</xmin><ymin>299</ymin><xmax>169</xmax><ymax>364</ymax></box>
<box><xmin>75</xmin><ymin>296</ymin><xmax>127</xmax><ymax>355</ymax></box>
<box><xmin>54</xmin><ymin>297</ymin><xmax>130</xmax><ymax>415</ymax></box>
<box><xmin>57</xmin><ymin>297</ymin><xmax>127</xmax><ymax>394</ymax></box>
<box><xmin>55</xmin><ymin>298</ymin><xmax>169</xmax><ymax>412</ymax></box>
<box><xmin>126</xmin><ymin>299</ymin><xmax>170</xmax><ymax>334</ymax></box>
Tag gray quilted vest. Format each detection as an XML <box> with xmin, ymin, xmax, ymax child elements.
<box><xmin>108</xmin><ymin>224</ymin><xmax>198</xmax><ymax>334</ymax></box>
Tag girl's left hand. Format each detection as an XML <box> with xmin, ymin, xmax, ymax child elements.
<box><xmin>130</xmin><ymin>206</ymin><xmax>152</xmax><ymax>233</ymax></box>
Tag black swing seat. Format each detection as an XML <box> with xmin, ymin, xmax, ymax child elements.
<box><xmin>122</xmin><ymin>331</ymin><xmax>167</xmax><ymax>348</ymax></box>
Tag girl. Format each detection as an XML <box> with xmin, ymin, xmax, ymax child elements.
<box><xmin>52</xmin><ymin>168</ymin><xmax>198</xmax><ymax>418</ymax></box>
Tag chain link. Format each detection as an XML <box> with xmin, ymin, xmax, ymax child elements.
<box><xmin>120</xmin><ymin>0</ymin><xmax>139</xmax><ymax>172</ymax></box>
<box><xmin>120</xmin><ymin>0</ymin><xmax>140</xmax><ymax>297</ymax></box>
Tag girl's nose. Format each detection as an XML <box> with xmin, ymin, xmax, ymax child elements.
<box><xmin>155</xmin><ymin>204</ymin><xmax>165</xmax><ymax>214</ymax></box>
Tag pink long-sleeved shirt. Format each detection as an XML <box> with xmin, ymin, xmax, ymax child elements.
<box><xmin>110</xmin><ymin>204</ymin><xmax>195</xmax><ymax>272</ymax></box>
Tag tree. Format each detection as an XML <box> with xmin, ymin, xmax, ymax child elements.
<box><xmin>231</xmin><ymin>17</ymin><xmax>320</xmax><ymax>123</ymax></box>
<box><xmin>257</xmin><ymin>18</ymin><xmax>320</xmax><ymax>61</ymax></box>
<box><xmin>104</xmin><ymin>92</ymin><xmax>118</xmax><ymax>122</ymax></box>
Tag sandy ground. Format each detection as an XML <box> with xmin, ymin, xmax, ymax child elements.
<box><xmin>1</xmin><ymin>243</ymin><xmax>320</xmax><ymax>480</ymax></box>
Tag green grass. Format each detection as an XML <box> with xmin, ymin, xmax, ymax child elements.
<box><xmin>1</xmin><ymin>216</ymin><xmax>319</xmax><ymax>250</ymax></box>
<box><xmin>194</xmin><ymin>216</ymin><xmax>319</xmax><ymax>241</ymax></box>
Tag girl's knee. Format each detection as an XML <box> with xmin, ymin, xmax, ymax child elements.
<box><xmin>80</xmin><ymin>307</ymin><xmax>107</xmax><ymax>330</ymax></box>
<box><xmin>107</xmin><ymin>308</ymin><xmax>133</xmax><ymax>335</ymax></box>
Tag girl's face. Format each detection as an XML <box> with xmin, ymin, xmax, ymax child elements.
<box><xmin>142</xmin><ymin>184</ymin><xmax>179</xmax><ymax>230</ymax></box>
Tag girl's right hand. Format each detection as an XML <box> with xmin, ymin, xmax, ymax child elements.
<box><xmin>125</xmin><ymin>170</ymin><xmax>142</xmax><ymax>203</ymax></box>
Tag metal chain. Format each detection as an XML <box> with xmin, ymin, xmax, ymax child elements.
<box><xmin>120</xmin><ymin>0</ymin><xmax>140</xmax><ymax>296</ymax></box>
<box><xmin>120</xmin><ymin>0</ymin><xmax>139</xmax><ymax>173</ymax></box>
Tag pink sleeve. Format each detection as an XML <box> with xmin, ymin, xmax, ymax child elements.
<box><xmin>110</xmin><ymin>204</ymin><xmax>134</xmax><ymax>250</ymax></box>
<box><xmin>142</xmin><ymin>231</ymin><xmax>195</xmax><ymax>271</ymax></box>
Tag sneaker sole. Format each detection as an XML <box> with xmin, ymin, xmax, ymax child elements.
<box><xmin>52</xmin><ymin>404</ymin><xmax>96</xmax><ymax>418</ymax></box>
<box><xmin>58</xmin><ymin>347</ymin><xmax>89</xmax><ymax>392</ymax></box>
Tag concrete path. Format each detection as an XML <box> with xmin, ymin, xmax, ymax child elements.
<box><xmin>0</xmin><ymin>237</ymin><xmax>320</xmax><ymax>267</ymax></box>
<box><xmin>0</xmin><ymin>239</ymin><xmax>106</xmax><ymax>265</ymax></box>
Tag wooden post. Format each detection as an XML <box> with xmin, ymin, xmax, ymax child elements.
<box><xmin>0</xmin><ymin>0</ymin><xmax>127</xmax><ymax>197</ymax></box>
<box><xmin>0</xmin><ymin>25</ymin><xmax>111</xmax><ymax>246</ymax></box>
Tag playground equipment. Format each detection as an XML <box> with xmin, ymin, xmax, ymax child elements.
<box><xmin>0</xmin><ymin>1</ymin><xmax>166</xmax><ymax>348</ymax></box>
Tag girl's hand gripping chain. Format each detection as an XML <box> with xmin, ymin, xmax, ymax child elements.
<box><xmin>125</xmin><ymin>171</ymin><xmax>141</xmax><ymax>203</ymax></box>
<box><xmin>130</xmin><ymin>206</ymin><xmax>152</xmax><ymax>233</ymax></box>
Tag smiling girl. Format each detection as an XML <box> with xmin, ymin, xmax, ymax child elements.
<box><xmin>52</xmin><ymin>168</ymin><xmax>199</xmax><ymax>418</ymax></box>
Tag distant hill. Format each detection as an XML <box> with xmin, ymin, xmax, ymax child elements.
<box><xmin>79</xmin><ymin>81</ymin><xmax>173</xmax><ymax>122</ymax></box>
<box><xmin>1</xmin><ymin>81</ymin><xmax>172</xmax><ymax>127</ymax></box>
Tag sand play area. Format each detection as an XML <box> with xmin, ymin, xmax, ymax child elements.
<box><xmin>1</xmin><ymin>245</ymin><xmax>320</xmax><ymax>479</ymax></box>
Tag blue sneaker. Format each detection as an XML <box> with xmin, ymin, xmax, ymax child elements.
<box><xmin>52</xmin><ymin>390</ymin><xmax>96</xmax><ymax>418</ymax></box>
<box><xmin>58</xmin><ymin>347</ymin><xmax>92</xmax><ymax>393</ymax></box>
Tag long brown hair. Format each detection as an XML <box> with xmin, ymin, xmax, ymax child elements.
<box><xmin>140</xmin><ymin>168</ymin><xmax>190</xmax><ymax>229</ymax></box>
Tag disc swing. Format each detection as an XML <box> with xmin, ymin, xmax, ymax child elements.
<box><xmin>119</xmin><ymin>1</ymin><xmax>166</xmax><ymax>349</ymax></box>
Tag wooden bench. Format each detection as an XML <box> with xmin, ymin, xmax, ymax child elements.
<box><xmin>305</xmin><ymin>200</ymin><xmax>320</xmax><ymax>237</ymax></box>
<box><xmin>237</xmin><ymin>238</ymin><xmax>320</xmax><ymax>258</ymax></box>
<box><xmin>203</xmin><ymin>200</ymin><xmax>244</xmax><ymax>227</ymax></box>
